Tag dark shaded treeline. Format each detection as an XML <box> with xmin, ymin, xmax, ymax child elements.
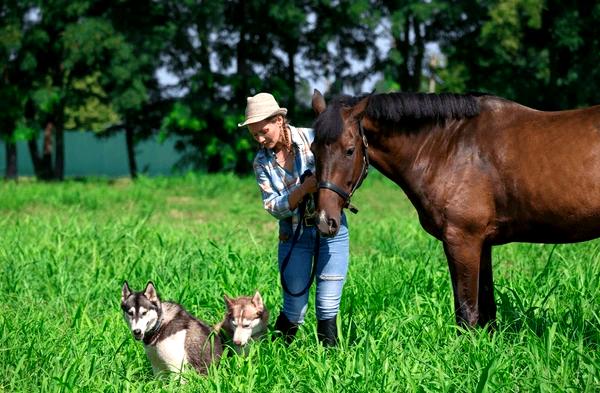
<box><xmin>2</xmin><ymin>0</ymin><xmax>599</xmax><ymax>179</ymax></box>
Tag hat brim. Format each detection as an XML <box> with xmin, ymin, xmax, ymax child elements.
<box><xmin>238</xmin><ymin>108</ymin><xmax>288</xmax><ymax>127</ymax></box>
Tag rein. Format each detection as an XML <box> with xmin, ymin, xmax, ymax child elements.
<box><xmin>280</xmin><ymin>170</ymin><xmax>320</xmax><ymax>298</ymax></box>
<box><xmin>318</xmin><ymin>120</ymin><xmax>369</xmax><ymax>214</ymax></box>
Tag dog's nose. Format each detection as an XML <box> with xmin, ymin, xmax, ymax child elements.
<box><xmin>133</xmin><ymin>329</ymin><xmax>141</xmax><ymax>336</ymax></box>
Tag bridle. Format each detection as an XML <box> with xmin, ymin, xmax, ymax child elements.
<box><xmin>317</xmin><ymin>120</ymin><xmax>369</xmax><ymax>214</ymax></box>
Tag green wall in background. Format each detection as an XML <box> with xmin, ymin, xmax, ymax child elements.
<box><xmin>0</xmin><ymin>132</ymin><xmax>180</xmax><ymax>178</ymax></box>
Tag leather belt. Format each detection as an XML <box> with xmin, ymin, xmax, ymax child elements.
<box><xmin>303</xmin><ymin>216</ymin><xmax>316</xmax><ymax>227</ymax></box>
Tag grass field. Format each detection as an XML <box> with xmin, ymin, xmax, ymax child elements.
<box><xmin>1</xmin><ymin>172</ymin><xmax>599</xmax><ymax>392</ymax></box>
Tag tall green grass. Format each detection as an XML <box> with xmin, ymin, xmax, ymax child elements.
<box><xmin>1</xmin><ymin>172</ymin><xmax>599</xmax><ymax>392</ymax></box>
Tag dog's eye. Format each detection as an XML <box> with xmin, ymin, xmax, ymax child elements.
<box><xmin>128</xmin><ymin>310</ymin><xmax>134</xmax><ymax>316</ymax></box>
<box><xmin>243</xmin><ymin>324</ymin><xmax>250</xmax><ymax>328</ymax></box>
<box><xmin>141</xmin><ymin>311</ymin><xmax>147</xmax><ymax>316</ymax></box>
<box><xmin>231</xmin><ymin>320</ymin><xmax>237</xmax><ymax>327</ymax></box>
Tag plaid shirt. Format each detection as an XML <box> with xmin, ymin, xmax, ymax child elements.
<box><xmin>253</xmin><ymin>126</ymin><xmax>315</xmax><ymax>230</ymax></box>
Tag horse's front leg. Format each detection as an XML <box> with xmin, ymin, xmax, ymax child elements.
<box><xmin>478</xmin><ymin>244</ymin><xmax>497</xmax><ymax>329</ymax></box>
<box><xmin>442</xmin><ymin>228</ymin><xmax>484</xmax><ymax>328</ymax></box>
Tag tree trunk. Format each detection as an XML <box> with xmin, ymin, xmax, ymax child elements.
<box><xmin>398</xmin><ymin>16</ymin><xmax>411</xmax><ymax>91</ymax></box>
<box><xmin>125</xmin><ymin>126</ymin><xmax>138</xmax><ymax>179</ymax></box>
<box><xmin>287</xmin><ymin>44</ymin><xmax>297</xmax><ymax>117</ymax></box>
<box><xmin>207</xmin><ymin>154</ymin><xmax>221</xmax><ymax>173</ymax></box>
<box><xmin>412</xmin><ymin>17</ymin><xmax>425</xmax><ymax>92</ymax></box>
<box><xmin>28</xmin><ymin>137</ymin><xmax>42</xmax><ymax>178</ymax></box>
<box><xmin>39</xmin><ymin>121</ymin><xmax>54</xmax><ymax>180</ymax></box>
<box><xmin>54</xmin><ymin>124</ymin><xmax>64</xmax><ymax>180</ymax></box>
<box><xmin>198</xmin><ymin>29</ymin><xmax>215</xmax><ymax>100</ymax></box>
<box><xmin>4</xmin><ymin>139</ymin><xmax>17</xmax><ymax>180</ymax></box>
<box><xmin>234</xmin><ymin>0</ymin><xmax>248</xmax><ymax>105</ymax></box>
<box><xmin>397</xmin><ymin>15</ymin><xmax>426</xmax><ymax>92</ymax></box>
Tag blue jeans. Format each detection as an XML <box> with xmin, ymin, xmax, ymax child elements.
<box><xmin>278</xmin><ymin>214</ymin><xmax>349</xmax><ymax>324</ymax></box>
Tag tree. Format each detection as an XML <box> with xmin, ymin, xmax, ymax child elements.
<box><xmin>0</xmin><ymin>0</ymin><xmax>39</xmax><ymax>180</ymax></box>
<box><xmin>158</xmin><ymin>0</ymin><xmax>381</xmax><ymax>173</ymax></box>
<box><xmin>158</xmin><ymin>0</ymin><xmax>244</xmax><ymax>173</ymax></box>
<box><xmin>91</xmin><ymin>0</ymin><xmax>175</xmax><ymax>178</ymax></box>
<box><xmin>11</xmin><ymin>1</ymin><xmax>100</xmax><ymax>180</ymax></box>
<box><xmin>370</xmin><ymin>0</ymin><xmax>462</xmax><ymax>93</ymax></box>
<box><xmin>439</xmin><ymin>0</ymin><xmax>600</xmax><ymax>109</ymax></box>
<box><xmin>4</xmin><ymin>1</ymin><xmax>169</xmax><ymax>180</ymax></box>
<box><xmin>304</xmin><ymin>0</ymin><xmax>380</xmax><ymax>97</ymax></box>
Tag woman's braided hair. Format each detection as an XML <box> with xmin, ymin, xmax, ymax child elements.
<box><xmin>267</xmin><ymin>115</ymin><xmax>294</xmax><ymax>155</ymax></box>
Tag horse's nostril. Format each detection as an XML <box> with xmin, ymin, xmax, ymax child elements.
<box><xmin>328</xmin><ymin>218</ymin><xmax>338</xmax><ymax>230</ymax></box>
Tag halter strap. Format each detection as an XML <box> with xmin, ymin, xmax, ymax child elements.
<box><xmin>318</xmin><ymin>181</ymin><xmax>350</xmax><ymax>202</ymax></box>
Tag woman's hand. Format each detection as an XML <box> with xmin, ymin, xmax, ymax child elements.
<box><xmin>301</xmin><ymin>174</ymin><xmax>318</xmax><ymax>194</ymax></box>
<box><xmin>288</xmin><ymin>174</ymin><xmax>318</xmax><ymax>211</ymax></box>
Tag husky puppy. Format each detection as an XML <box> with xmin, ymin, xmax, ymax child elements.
<box><xmin>214</xmin><ymin>291</ymin><xmax>269</xmax><ymax>353</ymax></box>
<box><xmin>121</xmin><ymin>281</ymin><xmax>222</xmax><ymax>376</ymax></box>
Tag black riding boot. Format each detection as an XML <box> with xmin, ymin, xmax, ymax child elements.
<box><xmin>273</xmin><ymin>312</ymin><xmax>299</xmax><ymax>345</ymax></box>
<box><xmin>317</xmin><ymin>316</ymin><xmax>338</xmax><ymax>347</ymax></box>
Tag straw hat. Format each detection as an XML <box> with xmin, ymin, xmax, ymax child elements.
<box><xmin>238</xmin><ymin>93</ymin><xmax>288</xmax><ymax>127</ymax></box>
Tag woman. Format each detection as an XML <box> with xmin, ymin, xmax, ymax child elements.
<box><xmin>238</xmin><ymin>92</ymin><xmax>350</xmax><ymax>346</ymax></box>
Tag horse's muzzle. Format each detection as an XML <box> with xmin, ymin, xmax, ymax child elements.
<box><xmin>316</xmin><ymin>210</ymin><xmax>340</xmax><ymax>237</ymax></box>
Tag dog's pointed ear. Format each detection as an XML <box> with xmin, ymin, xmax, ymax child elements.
<box><xmin>144</xmin><ymin>281</ymin><xmax>159</xmax><ymax>303</ymax></box>
<box><xmin>252</xmin><ymin>291</ymin><xmax>264</xmax><ymax>310</ymax></box>
<box><xmin>121</xmin><ymin>281</ymin><xmax>131</xmax><ymax>303</ymax></box>
<box><xmin>223</xmin><ymin>295</ymin><xmax>234</xmax><ymax>308</ymax></box>
<box><xmin>312</xmin><ymin>89</ymin><xmax>326</xmax><ymax>115</ymax></box>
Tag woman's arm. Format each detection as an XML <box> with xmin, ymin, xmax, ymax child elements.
<box><xmin>287</xmin><ymin>174</ymin><xmax>316</xmax><ymax>210</ymax></box>
<box><xmin>254</xmin><ymin>163</ymin><xmax>317</xmax><ymax>219</ymax></box>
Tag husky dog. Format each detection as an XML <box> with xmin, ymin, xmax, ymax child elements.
<box><xmin>121</xmin><ymin>281</ymin><xmax>222</xmax><ymax>376</ymax></box>
<box><xmin>214</xmin><ymin>291</ymin><xmax>269</xmax><ymax>353</ymax></box>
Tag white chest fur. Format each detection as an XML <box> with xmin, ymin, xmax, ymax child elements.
<box><xmin>144</xmin><ymin>330</ymin><xmax>188</xmax><ymax>374</ymax></box>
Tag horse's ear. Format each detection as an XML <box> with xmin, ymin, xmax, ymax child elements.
<box><xmin>351</xmin><ymin>96</ymin><xmax>370</xmax><ymax>119</ymax></box>
<box><xmin>312</xmin><ymin>89</ymin><xmax>326</xmax><ymax>114</ymax></box>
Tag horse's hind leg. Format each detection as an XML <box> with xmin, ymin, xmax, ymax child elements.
<box><xmin>478</xmin><ymin>244</ymin><xmax>497</xmax><ymax>329</ymax></box>
<box><xmin>443</xmin><ymin>229</ymin><xmax>484</xmax><ymax>328</ymax></box>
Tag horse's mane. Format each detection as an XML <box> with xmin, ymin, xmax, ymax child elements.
<box><xmin>368</xmin><ymin>92</ymin><xmax>481</xmax><ymax>123</ymax></box>
<box><xmin>314</xmin><ymin>92</ymin><xmax>482</xmax><ymax>142</ymax></box>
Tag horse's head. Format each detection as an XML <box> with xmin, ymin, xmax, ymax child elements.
<box><xmin>311</xmin><ymin>90</ymin><xmax>370</xmax><ymax>237</ymax></box>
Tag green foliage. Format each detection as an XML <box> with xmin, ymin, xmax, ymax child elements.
<box><xmin>32</xmin><ymin>83</ymin><xmax>62</xmax><ymax>115</ymax></box>
<box><xmin>64</xmin><ymin>73</ymin><xmax>121</xmax><ymax>132</ymax></box>
<box><xmin>440</xmin><ymin>0</ymin><xmax>600</xmax><ymax>109</ymax></box>
<box><xmin>11</xmin><ymin>120</ymin><xmax>38</xmax><ymax>142</ymax></box>
<box><xmin>481</xmin><ymin>0</ymin><xmax>544</xmax><ymax>57</ymax></box>
<box><xmin>0</xmin><ymin>2</ymin><xmax>33</xmax><ymax>151</ymax></box>
<box><xmin>0</xmin><ymin>24</ymin><xmax>21</xmax><ymax>55</ymax></box>
<box><xmin>2</xmin><ymin>0</ymin><xmax>600</xmax><ymax>176</ymax></box>
<box><xmin>161</xmin><ymin>103</ymin><xmax>207</xmax><ymax>133</ymax></box>
<box><xmin>0</xmin><ymin>173</ymin><xmax>599</xmax><ymax>391</ymax></box>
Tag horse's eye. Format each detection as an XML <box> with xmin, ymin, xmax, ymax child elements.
<box><xmin>346</xmin><ymin>147</ymin><xmax>355</xmax><ymax>157</ymax></box>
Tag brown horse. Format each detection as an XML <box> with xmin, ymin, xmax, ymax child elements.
<box><xmin>310</xmin><ymin>89</ymin><xmax>600</xmax><ymax>328</ymax></box>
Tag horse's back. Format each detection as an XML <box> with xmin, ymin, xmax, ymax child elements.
<box><xmin>474</xmin><ymin>97</ymin><xmax>600</xmax><ymax>243</ymax></box>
